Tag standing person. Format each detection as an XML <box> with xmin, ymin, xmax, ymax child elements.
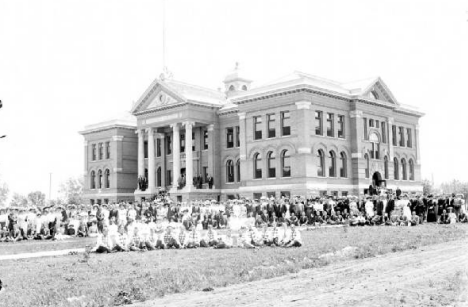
<box><xmin>207</xmin><ymin>174</ymin><xmax>214</xmax><ymax>189</ymax></box>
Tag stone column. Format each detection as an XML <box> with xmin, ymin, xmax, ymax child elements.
<box><xmin>184</xmin><ymin>121</ymin><xmax>194</xmax><ymax>190</ymax></box>
<box><xmin>415</xmin><ymin>124</ymin><xmax>421</xmax><ymax>165</ymax></box>
<box><xmin>349</xmin><ymin>110</ymin><xmax>364</xmax><ymax>193</ymax></box>
<box><xmin>157</xmin><ymin>133</ymin><xmax>166</xmax><ymax>188</ymax></box>
<box><xmin>84</xmin><ymin>140</ymin><xmax>89</xmax><ymax>190</ymax></box>
<box><xmin>171</xmin><ymin>123</ymin><xmax>181</xmax><ymax>188</ymax></box>
<box><xmin>146</xmin><ymin>128</ymin><xmax>155</xmax><ymax>193</ymax></box>
<box><xmin>238</xmin><ymin>113</ymin><xmax>247</xmax><ymax>186</ymax></box>
<box><xmin>387</xmin><ymin>117</ymin><xmax>394</xmax><ymax>160</ymax></box>
<box><xmin>137</xmin><ymin>129</ymin><xmax>145</xmax><ymax>188</ymax></box>
<box><xmin>295</xmin><ymin>101</ymin><xmax>313</xmax><ymax>178</ymax></box>
<box><xmin>207</xmin><ymin>124</ymin><xmax>215</xmax><ymax>188</ymax></box>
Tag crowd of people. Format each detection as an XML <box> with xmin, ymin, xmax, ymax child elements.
<box><xmin>0</xmin><ymin>192</ymin><xmax>466</xmax><ymax>253</ymax></box>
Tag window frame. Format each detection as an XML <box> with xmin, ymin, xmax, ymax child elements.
<box><xmin>267</xmin><ymin>151</ymin><xmax>276</xmax><ymax>178</ymax></box>
<box><xmin>281</xmin><ymin>111</ymin><xmax>291</xmax><ymax>136</ymax></box>
<box><xmin>267</xmin><ymin>114</ymin><xmax>276</xmax><ymax>138</ymax></box>
<box><xmin>254</xmin><ymin>116</ymin><xmax>263</xmax><ymax>140</ymax></box>
<box><xmin>315</xmin><ymin>111</ymin><xmax>323</xmax><ymax>135</ymax></box>
<box><xmin>326</xmin><ymin>113</ymin><xmax>334</xmax><ymax>137</ymax></box>
<box><xmin>281</xmin><ymin>150</ymin><xmax>291</xmax><ymax>177</ymax></box>
<box><xmin>254</xmin><ymin>153</ymin><xmax>262</xmax><ymax>179</ymax></box>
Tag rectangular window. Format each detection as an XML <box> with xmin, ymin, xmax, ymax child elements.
<box><xmin>281</xmin><ymin>111</ymin><xmax>291</xmax><ymax>136</ymax></box>
<box><xmin>363</xmin><ymin>118</ymin><xmax>368</xmax><ymax>140</ymax></box>
<box><xmin>203</xmin><ymin>129</ymin><xmax>208</xmax><ymax>150</ymax></box>
<box><xmin>226</xmin><ymin>127</ymin><xmax>234</xmax><ymax>148</ymax></box>
<box><xmin>267</xmin><ymin>114</ymin><xmax>276</xmax><ymax>138</ymax></box>
<box><xmin>280</xmin><ymin>191</ymin><xmax>291</xmax><ymax>198</ymax></box>
<box><xmin>166</xmin><ymin>136</ymin><xmax>172</xmax><ymax>155</ymax></box>
<box><xmin>192</xmin><ymin>132</ymin><xmax>195</xmax><ymax>151</ymax></box>
<box><xmin>399</xmin><ymin>127</ymin><xmax>405</xmax><ymax>147</ymax></box>
<box><xmin>105</xmin><ymin>142</ymin><xmax>110</xmax><ymax>159</ymax></box>
<box><xmin>156</xmin><ymin>138</ymin><xmax>161</xmax><ymax>157</ymax></box>
<box><xmin>326</xmin><ymin>113</ymin><xmax>334</xmax><ymax>137</ymax></box>
<box><xmin>315</xmin><ymin>111</ymin><xmax>323</xmax><ymax>135</ymax></box>
<box><xmin>92</xmin><ymin>144</ymin><xmax>96</xmax><ymax>161</ymax></box>
<box><xmin>266</xmin><ymin>192</ymin><xmax>276</xmax><ymax>199</ymax></box>
<box><xmin>98</xmin><ymin>143</ymin><xmax>103</xmax><ymax>160</ymax></box>
<box><xmin>392</xmin><ymin>125</ymin><xmax>397</xmax><ymax>146</ymax></box>
<box><xmin>254</xmin><ymin>116</ymin><xmax>262</xmax><ymax>140</ymax></box>
<box><xmin>407</xmin><ymin>128</ymin><xmax>412</xmax><ymax>148</ymax></box>
<box><xmin>376</xmin><ymin>120</ymin><xmax>380</xmax><ymax>129</ymax></box>
<box><xmin>342</xmin><ymin>191</ymin><xmax>348</xmax><ymax>197</ymax></box>
<box><xmin>180</xmin><ymin>134</ymin><xmax>185</xmax><ymax>153</ymax></box>
<box><xmin>144</xmin><ymin>141</ymin><xmax>148</xmax><ymax>158</ymax></box>
<box><xmin>338</xmin><ymin>115</ymin><xmax>345</xmax><ymax>138</ymax></box>
<box><xmin>235</xmin><ymin>126</ymin><xmax>240</xmax><ymax>147</ymax></box>
<box><xmin>253</xmin><ymin>193</ymin><xmax>262</xmax><ymax>200</ymax></box>
<box><xmin>381</xmin><ymin>122</ymin><xmax>387</xmax><ymax>144</ymax></box>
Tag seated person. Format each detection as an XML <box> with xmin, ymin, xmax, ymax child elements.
<box><xmin>276</xmin><ymin>213</ymin><xmax>286</xmax><ymax>227</ymax></box>
<box><xmin>92</xmin><ymin>225</ymin><xmax>113</xmax><ymax>253</ymax></box>
<box><xmin>260</xmin><ymin>224</ymin><xmax>273</xmax><ymax>246</ymax></box>
<box><xmin>410</xmin><ymin>211</ymin><xmax>420</xmax><ymax>226</ymax></box>
<box><xmin>448</xmin><ymin>208</ymin><xmax>457</xmax><ymax>224</ymax></box>
<box><xmin>328</xmin><ymin>213</ymin><xmax>340</xmax><ymax>225</ymax></box>
<box><xmin>240</xmin><ymin>229</ymin><xmax>258</xmax><ymax>249</ymax></box>
<box><xmin>383</xmin><ymin>213</ymin><xmax>392</xmax><ymax>226</ymax></box>
<box><xmin>356</xmin><ymin>212</ymin><xmax>366</xmax><ymax>226</ymax></box>
<box><xmin>390</xmin><ymin>215</ymin><xmax>399</xmax><ymax>226</ymax></box>
<box><xmin>215</xmin><ymin>229</ymin><xmax>233</xmax><ymax>249</ymax></box>
<box><xmin>459</xmin><ymin>212</ymin><xmax>468</xmax><ymax>223</ymax></box>
<box><xmin>77</xmin><ymin>220</ymin><xmax>88</xmax><ymax>237</ymax></box>
<box><xmin>283</xmin><ymin>224</ymin><xmax>302</xmax><ymax>247</ymax></box>
<box><xmin>268</xmin><ymin>213</ymin><xmax>278</xmax><ymax>227</ymax></box>
<box><xmin>162</xmin><ymin>226</ymin><xmax>181</xmax><ymax>249</ymax></box>
<box><xmin>200</xmin><ymin>225</ymin><xmax>218</xmax><ymax>247</ymax></box>
<box><xmin>113</xmin><ymin>226</ymin><xmax>129</xmax><ymax>252</ymax></box>
<box><xmin>270</xmin><ymin>222</ymin><xmax>282</xmax><ymax>246</ymax></box>
<box><xmin>439</xmin><ymin>209</ymin><xmax>449</xmax><ymax>224</ymax></box>
<box><xmin>398</xmin><ymin>214</ymin><xmax>409</xmax><ymax>226</ymax></box>
<box><xmin>88</xmin><ymin>221</ymin><xmax>99</xmax><ymax>237</ymax></box>
<box><xmin>370</xmin><ymin>214</ymin><xmax>382</xmax><ymax>226</ymax></box>
<box><xmin>186</xmin><ymin>226</ymin><xmax>200</xmax><ymax>248</ymax></box>
<box><xmin>178</xmin><ymin>226</ymin><xmax>188</xmax><ymax>248</ymax></box>
<box><xmin>35</xmin><ymin>223</ymin><xmax>53</xmax><ymax>240</ymax></box>
<box><xmin>129</xmin><ymin>227</ymin><xmax>145</xmax><ymax>251</ymax></box>
<box><xmin>298</xmin><ymin>212</ymin><xmax>308</xmax><ymax>226</ymax></box>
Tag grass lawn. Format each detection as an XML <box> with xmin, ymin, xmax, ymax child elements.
<box><xmin>0</xmin><ymin>237</ymin><xmax>95</xmax><ymax>256</ymax></box>
<box><xmin>0</xmin><ymin>224</ymin><xmax>467</xmax><ymax>307</ymax></box>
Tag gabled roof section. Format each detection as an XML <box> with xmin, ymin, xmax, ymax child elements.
<box><xmin>131</xmin><ymin>77</ymin><xmax>227</xmax><ymax>115</ymax></box>
<box><xmin>343</xmin><ymin>77</ymin><xmax>399</xmax><ymax>105</ymax></box>
<box><xmin>229</xmin><ymin>71</ymin><xmax>399</xmax><ymax>106</ymax></box>
<box><xmin>80</xmin><ymin>112</ymin><xmax>136</xmax><ymax>135</ymax></box>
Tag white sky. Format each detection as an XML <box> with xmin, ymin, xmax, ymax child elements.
<box><xmin>0</xmin><ymin>0</ymin><xmax>467</xmax><ymax>199</ymax></box>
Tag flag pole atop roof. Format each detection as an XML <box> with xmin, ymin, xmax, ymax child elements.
<box><xmin>160</xmin><ymin>0</ymin><xmax>173</xmax><ymax>81</ymax></box>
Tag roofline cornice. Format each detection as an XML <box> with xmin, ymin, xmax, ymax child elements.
<box><xmin>79</xmin><ymin>125</ymin><xmax>136</xmax><ymax>136</ymax></box>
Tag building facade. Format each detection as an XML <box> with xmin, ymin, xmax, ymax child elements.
<box><xmin>80</xmin><ymin>68</ymin><xmax>424</xmax><ymax>204</ymax></box>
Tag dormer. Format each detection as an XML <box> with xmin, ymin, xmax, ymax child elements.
<box><xmin>223</xmin><ymin>63</ymin><xmax>252</xmax><ymax>97</ymax></box>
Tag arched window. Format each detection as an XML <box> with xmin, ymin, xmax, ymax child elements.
<box><xmin>401</xmin><ymin>158</ymin><xmax>407</xmax><ymax>180</ymax></box>
<box><xmin>267</xmin><ymin>151</ymin><xmax>276</xmax><ymax>178</ymax></box>
<box><xmin>384</xmin><ymin>156</ymin><xmax>389</xmax><ymax>179</ymax></box>
<box><xmin>157</xmin><ymin>167</ymin><xmax>162</xmax><ymax>187</ymax></box>
<box><xmin>339</xmin><ymin>152</ymin><xmax>347</xmax><ymax>178</ymax></box>
<box><xmin>229</xmin><ymin>85</ymin><xmax>235</xmax><ymax>91</ymax></box>
<box><xmin>317</xmin><ymin>150</ymin><xmax>325</xmax><ymax>177</ymax></box>
<box><xmin>97</xmin><ymin>170</ymin><xmax>102</xmax><ymax>189</ymax></box>
<box><xmin>241</xmin><ymin>85</ymin><xmax>247</xmax><ymax>91</ymax></box>
<box><xmin>254</xmin><ymin>153</ymin><xmax>262</xmax><ymax>179</ymax></box>
<box><xmin>90</xmin><ymin>171</ymin><xmax>95</xmax><ymax>189</ymax></box>
<box><xmin>226</xmin><ymin>160</ymin><xmax>235</xmax><ymax>183</ymax></box>
<box><xmin>394</xmin><ymin>158</ymin><xmax>399</xmax><ymax>180</ymax></box>
<box><xmin>281</xmin><ymin>150</ymin><xmax>291</xmax><ymax>177</ymax></box>
<box><xmin>364</xmin><ymin>154</ymin><xmax>370</xmax><ymax>178</ymax></box>
<box><xmin>236</xmin><ymin>159</ymin><xmax>241</xmax><ymax>182</ymax></box>
<box><xmin>105</xmin><ymin>169</ymin><xmax>110</xmax><ymax>188</ymax></box>
<box><xmin>329</xmin><ymin>151</ymin><xmax>336</xmax><ymax>177</ymax></box>
<box><xmin>409</xmin><ymin>159</ymin><xmax>415</xmax><ymax>181</ymax></box>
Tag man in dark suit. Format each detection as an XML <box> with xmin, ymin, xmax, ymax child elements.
<box><xmin>207</xmin><ymin>175</ymin><xmax>214</xmax><ymax>189</ymax></box>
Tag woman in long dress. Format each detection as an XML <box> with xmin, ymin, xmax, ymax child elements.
<box><xmin>401</xmin><ymin>195</ymin><xmax>412</xmax><ymax>220</ymax></box>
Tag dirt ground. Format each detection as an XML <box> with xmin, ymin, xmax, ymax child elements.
<box><xmin>135</xmin><ymin>239</ymin><xmax>468</xmax><ymax>307</ymax></box>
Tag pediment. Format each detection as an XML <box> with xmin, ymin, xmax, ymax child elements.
<box><xmin>362</xmin><ymin>78</ymin><xmax>399</xmax><ymax>105</ymax></box>
<box><xmin>131</xmin><ymin>81</ymin><xmax>186</xmax><ymax>114</ymax></box>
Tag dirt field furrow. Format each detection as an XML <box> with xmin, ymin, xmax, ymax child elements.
<box><xmin>135</xmin><ymin>239</ymin><xmax>468</xmax><ymax>307</ymax></box>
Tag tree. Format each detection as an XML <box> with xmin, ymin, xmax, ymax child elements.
<box><xmin>27</xmin><ymin>191</ymin><xmax>46</xmax><ymax>207</ymax></box>
<box><xmin>0</xmin><ymin>180</ymin><xmax>9</xmax><ymax>207</ymax></box>
<box><xmin>422</xmin><ymin>179</ymin><xmax>433</xmax><ymax>195</ymax></box>
<box><xmin>10</xmin><ymin>193</ymin><xmax>28</xmax><ymax>207</ymax></box>
<box><xmin>59</xmin><ymin>177</ymin><xmax>84</xmax><ymax>205</ymax></box>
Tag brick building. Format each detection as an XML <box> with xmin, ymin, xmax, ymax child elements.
<box><xmin>80</xmin><ymin>67</ymin><xmax>424</xmax><ymax>204</ymax></box>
